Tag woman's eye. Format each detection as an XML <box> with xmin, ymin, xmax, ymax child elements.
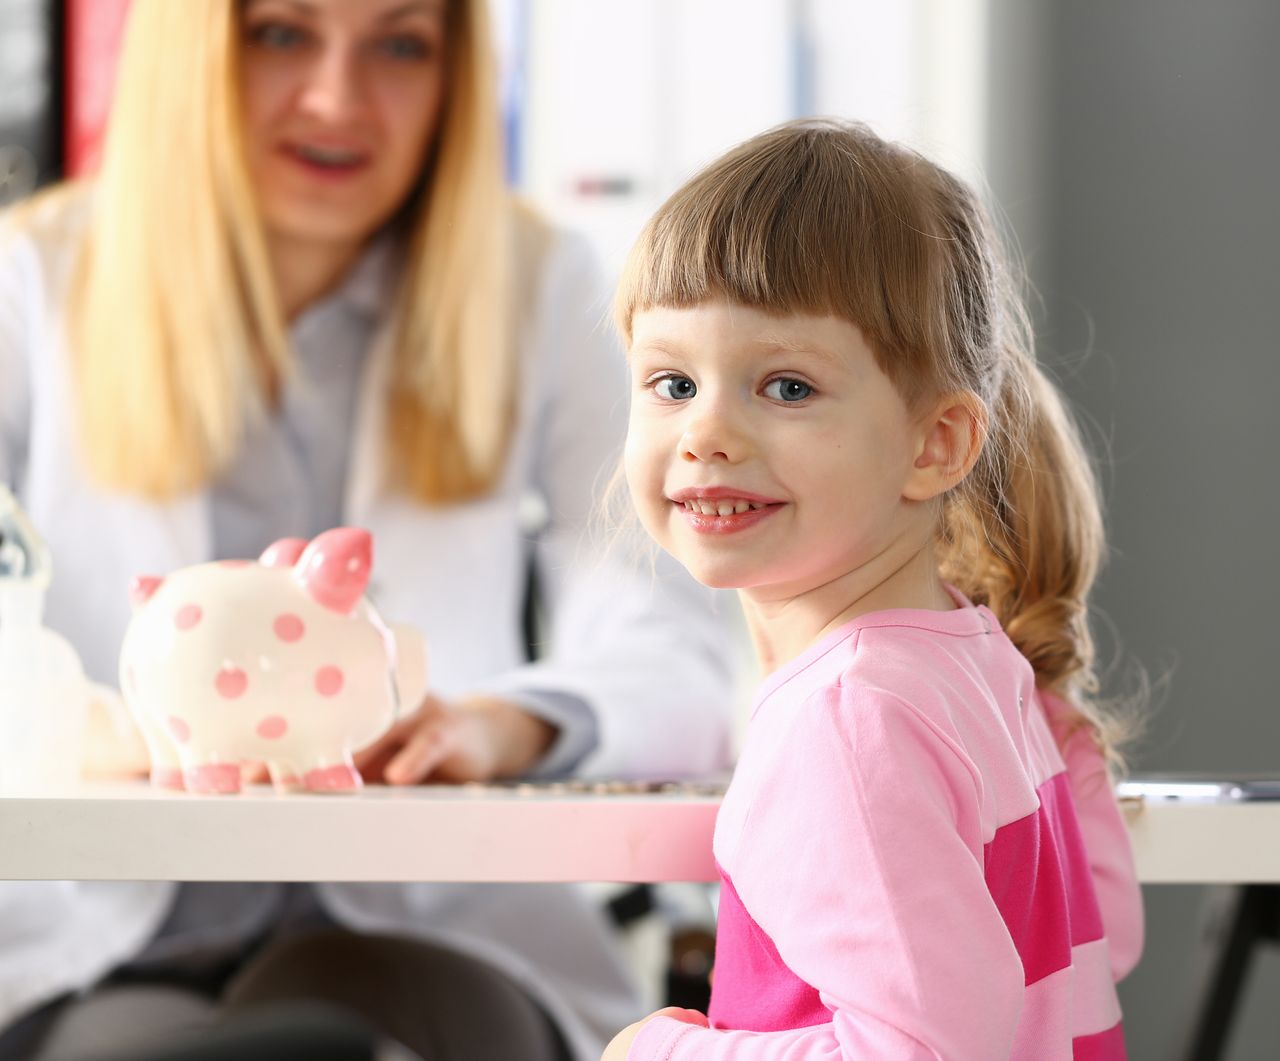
<box><xmin>248</xmin><ymin>22</ymin><xmax>309</xmax><ymax>51</ymax></box>
<box><xmin>763</xmin><ymin>378</ymin><xmax>812</xmax><ymax>402</ymax></box>
<box><xmin>654</xmin><ymin>376</ymin><xmax>697</xmax><ymax>401</ymax></box>
<box><xmin>378</xmin><ymin>34</ymin><xmax>433</xmax><ymax>61</ymax></box>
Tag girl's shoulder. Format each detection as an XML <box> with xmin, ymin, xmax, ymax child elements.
<box><xmin>761</xmin><ymin>614</ymin><xmax>1035</xmax><ymax>765</ymax></box>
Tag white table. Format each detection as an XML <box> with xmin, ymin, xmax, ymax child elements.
<box><xmin>0</xmin><ymin>781</ymin><xmax>721</xmax><ymax>882</ymax></box>
<box><xmin>1</xmin><ymin>782</ymin><xmax>1276</xmax><ymax>883</ymax></box>
<box><xmin>1122</xmin><ymin>799</ymin><xmax>1280</xmax><ymax>884</ymax></box>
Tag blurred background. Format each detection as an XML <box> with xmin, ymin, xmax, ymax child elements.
<box><xmin>3</xmin><ymin>0</ymin><xmax>1278</xmax><ymax>1057</ymax></box>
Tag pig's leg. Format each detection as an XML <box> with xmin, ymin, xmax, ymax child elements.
<box><xmin>137</xmin><ymin>708</ymin><xmax>186</xmax><ymax>790</ymax></box>
<box><xmin>181</xmin><ymin>750</ymin><xmax>243</xmax><ymax>795</ymax></box>
<box><xmin>267</xmin><ymin>759</ymin><xmax>303</xmax><ymax>793</ymax></box>
<box><xmin>302</xmin><ymin>752</ymin><xmax>363</xmax><ymax>793</ymax></box>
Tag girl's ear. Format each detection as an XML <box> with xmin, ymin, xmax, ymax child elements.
<box><xmin>903</xmin><ymin>391</ymin><xmax>988</xmax><ymax>502</ymax></box>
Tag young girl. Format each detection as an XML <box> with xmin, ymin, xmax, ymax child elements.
<box><xmin>605</xmin><ymin>119</ymin><xmax>1143</xmax><ymax>1059</ymax></box>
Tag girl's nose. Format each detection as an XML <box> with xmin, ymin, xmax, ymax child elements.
<box><xmin>298</xmin><ymin>43</ymin><xmax>366</xmax><ymax>122</ymax></box>
<box><xmin>678</xmin><ymin>409</ymin><xmax>747</xmax><ymax>464</ymax></box>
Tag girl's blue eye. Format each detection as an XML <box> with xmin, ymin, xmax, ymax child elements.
<box><xmin>655</xmin><ymin>376</ymin><xmax>697</xmax><ymax>400</ymax></box>
<box><xmin>764</xmin><ymin>378</ymin><xmax>812</xmax><ymax>402</ymax></box>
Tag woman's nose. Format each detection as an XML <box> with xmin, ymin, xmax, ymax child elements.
<box><xmin>298</xmin><ymin>43</ymin><xmax>366</xmax><ymax>122</ymax></box>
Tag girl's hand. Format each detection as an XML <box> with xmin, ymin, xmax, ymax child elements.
<box><xmin>354</xmin><ymin>693</ymin><xmax>556</xmax><ymax>784</ymax></box>
<box><xmin>601</xmin><ymin>1008</ymin><xmax>710</xmax><ymax>1060</ymax></box>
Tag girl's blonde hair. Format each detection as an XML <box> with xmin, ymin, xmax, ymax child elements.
<box><xmin>615</xmin><ymin>118</ymin><xmax>1122</xmax><ymax>756</ymax></box>
<box><xmin>62</xmin><ymin>0</ymin><xmax>513</xmax><ymax>502</ymax></box>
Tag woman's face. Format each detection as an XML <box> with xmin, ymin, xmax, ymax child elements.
<box><xmin>239</xmin><ymin>0</ymin><xmax>449</xmax><ymax>251</ymax></box>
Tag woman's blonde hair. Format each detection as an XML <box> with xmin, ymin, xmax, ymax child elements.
<box><xmin>64</xmin><ymin>0</ymin><xmax>513</xmax><ymax>502</ymax></box>
<box><xmin>615</xmin><ymin>118</ymin><xmax>1124</xmax><ymax>757</ymax></box>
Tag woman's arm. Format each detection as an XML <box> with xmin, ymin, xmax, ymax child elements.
<box><xmin>354</xmin><ymin>228</ymin><xmax>735</xmax><ymax>785</ymax></box>
<box><xmin>1</xmin><ymin>207</ymin><xmax>152</xmax><ymax>779</ymax></box>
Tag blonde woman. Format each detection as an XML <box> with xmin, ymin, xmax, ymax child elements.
<box><xmin>0</xmin><ymin>1</ymin><xmax>731</xmax><ymax>1058</ymax></box>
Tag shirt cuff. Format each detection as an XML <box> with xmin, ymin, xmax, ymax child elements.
<box><xmin>629</xmin><ymin>1016</ymin><xmax>699</xmax><ymax>1060</ymax></box>
<box><xmin>497</xmin><ymin>689</ymin><xmax>599</xmax><ymax>779</ymax></box>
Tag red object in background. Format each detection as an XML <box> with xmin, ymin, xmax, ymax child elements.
<box><xmin>63</xmin><ymin>0</ymin><xmax>132</xmax><ymax>176</ymax></box>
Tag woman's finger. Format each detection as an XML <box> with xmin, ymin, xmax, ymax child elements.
<box><xmin>351</xmin><ymin>719</ymin><xmax>409</xmax><ymax>776</ymax></box>
<box><xmin>385</xmin><ymin>713</ymin><xmax>456</xmax><ymax>785</ymax></box>
<box><xmin>353</xmin><ymin>694</ymin><xmax>443</xmax><ymax>774</ymax></box>
<box><xmin>241</xmin><ymin>761</ymin><xmax>269</xmax><ymax>784</ymax></box>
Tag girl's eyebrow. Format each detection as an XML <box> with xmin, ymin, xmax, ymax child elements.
<box><xmin>628</xmin><ymin>336</ymin><xmax>844</xmax><ymax>365</ymax></box>
<box><xmin>752</xmin><ymin>334</ymin><xmax>842</xmax><ymax>364</ymax></box>
<box><xmin>626</xmin><ymin>338</ymin><xmax>687</xmax><ymax>359</ymax></box>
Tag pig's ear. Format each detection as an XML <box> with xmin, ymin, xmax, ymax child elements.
<box><xmin>293</xmin><ymin>528</ymin><xmax>372</xmax><ymax>615</ymax></box>
<box><xmin>260</xmin><ymin>538</ymin><xmax>308</xmax><ymax>569</ymax></box>
<box><xmin>129</xmin><ymin>575</ymin><xmax>164</xmax><ymax>611</ymax></box>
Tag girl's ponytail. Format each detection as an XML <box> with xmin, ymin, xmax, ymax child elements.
<box><xmin>940</xmin><ymin>317</ymin><xmax>1124</xmax><ymax>757</ymax></box>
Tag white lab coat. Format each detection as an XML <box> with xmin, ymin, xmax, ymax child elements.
<box><xmin>0</xmin><ymin>197</ymin><xmax>734</xmax><ymax>1058</ymax></box>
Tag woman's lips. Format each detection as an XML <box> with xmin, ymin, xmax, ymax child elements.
<box><xmin>280</xmin><ymin>143</ymin><xmax>372</xmax><ymax>180</ymax></box>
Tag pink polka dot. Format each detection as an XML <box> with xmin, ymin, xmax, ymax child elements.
<box><xmin>215</xmin><ymin>665</ymin><xmax>248</xmax><ymax>699</ymax></box>
<box><xmin>315</xmin><ymin>666</ymin><xmax>344</xmax><ymax>697</ymax></box>
<box><xmin>274</xmin><ymin>614</ymin><xmax>305</xmax><ymax>642</ymax></box>
<box><xmin>174</xmin><ymin>604</ymin><xmax>203</xmax><ymax>631</ymax></box>
<box><xmin>167</xmin><ymin>716</ymin><xmax>190</xmax><ymax>743</ymax></box>
<box><xmin>256</xmin><ymin>715</ymin><xmax>288</xmax><ymax>740</ymax></box>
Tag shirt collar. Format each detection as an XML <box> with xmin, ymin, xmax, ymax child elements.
<box><xmin>334</xmin><ymin>229</ymin><xmax>405</xmax><ymax>321</ymax></box>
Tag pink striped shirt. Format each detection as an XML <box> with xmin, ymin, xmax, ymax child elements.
<box><xmin>631</xmin><ymin>600</ymin><xmax>1142</xmax><ymax>1060</ymax></box>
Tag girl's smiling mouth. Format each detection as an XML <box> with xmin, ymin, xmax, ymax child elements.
<box><xmin>668</xmin><ymin>487</ymin><xmax>786</xmax><ymax>534</ymax></box>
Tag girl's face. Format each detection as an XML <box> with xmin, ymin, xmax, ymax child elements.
<box><xmin>624</xmin><ymin>300</ymin><xmax>931</xmax><ymax>602</ymax></box>
<box><xmin>239</xmin><ymin>0</ymin><xmax>448</xmax><ymax>252</ymax></box>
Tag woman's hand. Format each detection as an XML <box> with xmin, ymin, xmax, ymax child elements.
<box><xmin>81</xmin><ymin>697</ymin><xmax>151</xmax><ymax>778</ymax></box>
<box><xmin>601</xmin><ymin>1008</ymin><xmax>709</xmax><ymax>1060</ymax></box>
<box><xmin>354</xmin><ymin>693</ymin><xmax>557</xmax><ymax>784</ymax></box>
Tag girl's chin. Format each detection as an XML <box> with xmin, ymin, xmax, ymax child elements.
<box><xmin>671</xmin><ymin>555</ymin><xmax>757</xmax><ymax>591</ymax></box>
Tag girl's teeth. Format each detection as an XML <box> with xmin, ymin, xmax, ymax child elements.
<box><xmin>681</xmin><ymin>499</ymin><xmax>768</xmax><ymax>516</ymax></box>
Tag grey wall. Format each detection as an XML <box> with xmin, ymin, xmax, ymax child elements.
<box><xmin>988</xmin><ymin>1</ymin><xmax>1280</xmax><ymax>1058</ymax></box>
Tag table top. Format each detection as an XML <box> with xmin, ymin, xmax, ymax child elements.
<box><xmin>0</xmin><ymin>780</ymin><xmax>722</xmax><ymax>883</ymax></box>
<box><xmin>0</xmin><ymin>781</ymin><xmax>1275</xmax><ymax>884</ymax></box>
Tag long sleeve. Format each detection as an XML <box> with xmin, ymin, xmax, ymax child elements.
<box><xmin>1041</xmin><ymin>691</ymin><xmax>1144</xmax><ymax>980</ymax></box>
<box><xmin>632</xmin><ymin>685</ymin><xmax>1027</xmax><ymax>1060</ymax></box>
<box><xmin>473</xmin><ymin>232</ymin><xmax>735</xmax><ymax>779</ymax></box>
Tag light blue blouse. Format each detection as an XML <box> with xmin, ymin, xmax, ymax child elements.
<box><xmin>137</xmin><ymin>239</ymin><xmax>595</xmax><ymax>969</ymax></box>
<box><xmin>208</xmin><ymin>236</ymin><xmax>594</xmax><ymax>776</ymax></box>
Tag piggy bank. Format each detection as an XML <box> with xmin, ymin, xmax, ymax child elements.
<box><xmin>119</xmin><ymin>528</ymin><xmax>427</xmax><ymax>794</ymax></box>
